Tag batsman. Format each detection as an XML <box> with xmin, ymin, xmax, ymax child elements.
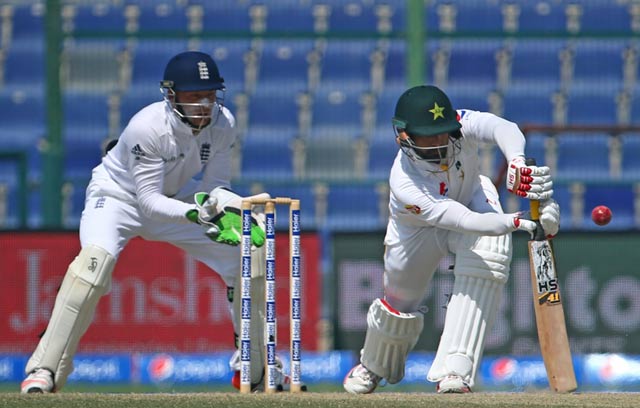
<box><xmin>343</xmin><ymin>85</ymin><xmax>561</xmax><ymax>394</ymax></box>
<box><xmin>20</xmin><ymin>51</ymin><xmax>295</xmax><ymax>393</ymax></box>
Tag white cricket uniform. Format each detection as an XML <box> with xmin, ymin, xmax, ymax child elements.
<box><xmin>383</xmin><ymin>109</ymin><xmax>525</xmax><ymax>312</ymax></box>
<box><xmin>80</xmin><ymin>101</ymin><xmax>240</xmax><ymax>285</ymax></box>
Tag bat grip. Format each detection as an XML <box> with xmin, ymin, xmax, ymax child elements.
<box><xmin>525</xmin><ymin>158</ymin><xmax>545</xmax><ymax>240</ymax></box>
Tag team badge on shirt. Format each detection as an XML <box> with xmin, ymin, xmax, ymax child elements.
<box><xmin>404</xmin><ymin>204</ymin><xmax>421</xmax><ymax>215</ymax></box>
<box><xmin>439</xmin><ymin>182</ymin><xmax>448</xmax><ymax>196</ymax></box>
<box><xmin>200</xmin><ymin>143</ymin><xmax>211</xmax><ymax>163</ymax></box>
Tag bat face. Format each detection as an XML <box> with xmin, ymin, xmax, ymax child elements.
<box><xmin>530</xmin><ymin>241</ymin><xmax>560</xmax><ymax>305</ymax></box>
<box><xmin>528</xmin><ymin>238</ymin><xmax>577</xmax><ymax>393</ymax></box>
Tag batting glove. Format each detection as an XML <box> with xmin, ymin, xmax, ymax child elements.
<box><xmin>513</xmin><ymin>199</ymin><xmax>561</xmax><ymax>239</ymax></box>
<box><xmin>506</xmin><ymin>156</ymin><xmax>554</xmax><ymax>200</ymax></box>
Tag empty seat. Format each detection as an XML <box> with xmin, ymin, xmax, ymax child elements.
<box><xmin>247</xmin><ymin>89</ymin><xmax>301</xmax><ymax>133</ymax></box>
<box><xmin>63</xmin><ymin>92</ymin><xmax>110</xmax><ymax>138</ymax></box>
<box><xmin>303</xmin><ymin>137</ymin><xmax>360</xmax><ymax>181</ymax></box>
<box><xmin>385</xmin><ymin>39</ymin><xmax>406</xmax><ymax>87</ymax></box>
<box><xmin>319</xmin><ymin>40</ymin><xmax>378</xmax><ymax>88</ymax></box>
<box><xmin>136</xmin><ymin>3</ymin><xmax>189</xmax><ymax>32</ymax></box>
<box><xmin>516</xmin><ymin>2</ymin><xmax>567</xmax><ymax>32</ymax></box>
<box><xmin>446</xmin><ymin>40</ymin><xmax>503</xmax><ymax>88</ymax></box>
<box><xmin>580</xmin><ymin>4</ymin><xmax>632</xmax><ymax>34</ymax></box>
<box><xmin>566</xmin><ymin>90</ymin><xmax>618</xmax><ymax>125</ymax></box>
<box><xmin>0</xmin><ymin>89</ymin><xmax>46</xmax><ymax>148</ymax></box>
<box><xmin>445</xmin><ymin>86</ymin><xmax>490</xmax><ymax>112</ymax></box>
<box><xmin>524</xmin><ymin>132</ymin><xmax>549</xmax><ymax>165</ymax></box>
<box><xmin>375</xmin><ymin>85</ymin><xmax>404</xmax><ymax>128</ymax></box>
<box><xmin>620</xmin><ymin>133</ymin><xmax>640</xmax><ymax>181</ymax></box>
<box><xmin>239</xmin><ymin>138</ymin><xmax>294</xmax><ymax>182</ymax></box>
<box><xmin>572</xmin><ymin>40</ymin><xmax>625</xmax><ymax>88</ymax></box>
<box><xmin>503</xmin><ymin>92</ymin><xmax>554</xmax><ymax>125</ymax></box>
<box><xmin>311</xmin><ymin>86</ymin><xmax>368</xmax><ymax>133</ymax></box>
<box><xmin>509</xmin><ymin>40</ymin><xmax>567</xmax><ymax>89</ymax></box>
<box><xmin>4</xmin><ymin>40</ymin><xmax>45</xmax><ymax>88</ymax></box>
<box><xmin>11</xmin><ymin>4</ymin><xmax>44</xmax><ymax>41</ymax></box>
<box><xmin>69</xmin><ymin>3</ymin><xmax>126</xmax><ymax>33</ymax></box>
<box><xmin>62</xmin><ymin>40</ymin><xmax>125</xmax><ymax>93</ymax></box>
<box><xmin>555</xmin><ymin>133</ymin><xmax>611</xmax><ymax>181</ymax></box>
<box><xmin>368</xmin><ymin>130</ymin><xmax>399</xmax><ymax>181</ymax></box>
<box><xmin>256</xmin><ymin>39</ymin><xmax>315</xmax><ymax>92</ymax></box>
<box><xmin>131</xmin><ymin>39</ymin><xmax>190</xmax><ymax>86</ymax></box>
<box><xmin>199</xmin><ymin>2</ymin><xmax>251</xmax><ymax>33</ymax></box>
<box><xmin>326</xmin><ymin>3</ymin><xmax>379</xmax><ymax>33</ymax></box>
<box><xmin>326</xmin><ymin>183</ymin><xmax>387</xmax><ymax>231</ymax></box>
<box><xmin>264</xmin><ymin>4</ymin><xmax>316</xmax><ymax>34</ymax></box>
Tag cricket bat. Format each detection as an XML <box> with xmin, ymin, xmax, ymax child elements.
<box><xmin>525</xmin><ymin>158</ymin><xmax>577</xmax><ymax>393</ymax></box>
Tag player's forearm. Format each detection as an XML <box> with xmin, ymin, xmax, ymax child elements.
<box><xmin>493</xmin><ymin>121</ymin><xmax>525</xmax><ymax>162</ymax></box>
<box><xmin>137</xmin><ymin>190</ymin><xmax>194</xmax><ymax>223</ymax></box>
<box><xmin>439</xmin><ymin>210</ymin><xmax>517</xmax><ymax>235</ymax></box>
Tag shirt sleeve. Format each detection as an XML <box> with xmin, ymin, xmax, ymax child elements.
<box><xmin>125</xmin><ymin>128</ymin><xmax>194</xmax><ymax>223</ymax></box>
<box><xmin>459</xmin><ymin>109</ymin><xmax>526</xmax><ymax>162</ymax></box>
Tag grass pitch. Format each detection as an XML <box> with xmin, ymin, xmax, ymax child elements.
<box><xmin>2</xmin><ymin>392</ymin><xmax>640</xmax><ymax>408</ymax></box>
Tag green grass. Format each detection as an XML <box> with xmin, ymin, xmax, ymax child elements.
<box><xmin>2</xmin><ymin>392</ymin><xmax>640</xmax><ymax>408</ymax></box>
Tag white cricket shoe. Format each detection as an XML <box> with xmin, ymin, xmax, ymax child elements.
<box><xmin>21</xmin><ymin>368</ymin><xmax>55</xmax><ymax>394</ymax></box>
<box><xmin>343</xmin><ymin>364</ymin><xmax>382</xmax><ymax>394</ymax></box>
<box><xmin>436</xmin><ymin>375</ymin><xmax>472</xmax><ymax>393</ymax></box>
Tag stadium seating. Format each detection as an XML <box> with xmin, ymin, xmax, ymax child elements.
<box><xmin>325</xmin><ymin>183</ymin><xmax>388</xmax><ymax>231</ymax></box>
<box><xmin>582</xmin><ymin>184</ymin><xmax>635</xmax><ymax>230</ymax></box>
<box><xmin>555</xmin><ymin>133</ymin><xmax>611</xmax><ymax>182</ymax></box>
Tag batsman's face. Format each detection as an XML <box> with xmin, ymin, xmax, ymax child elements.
<box><xmin>396</xmin><ymin>130</ymin><xmax>450</xmax><ymax>161</ymax></box>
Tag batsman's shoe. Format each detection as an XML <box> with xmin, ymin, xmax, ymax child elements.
<box><xmin>436</xmin><ymin>375</ymin><xmax>472</xmax><ymax>394</ymax></box>
<box><xmin>343</xmin><ymin>364</ymin><xmax>382</xmax><ymax>394</ymax></box>
<box><xmin>21</xmin><ymin>368</ymin><xmax>55</xmax><ymax>394</ymax></box>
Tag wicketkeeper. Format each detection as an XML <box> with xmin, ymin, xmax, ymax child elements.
<box><xmin>21</xmin><ymin>51</ymin><xmax>296</xmax><ymax>393</ymax></box>
<box><xmin>343</xmin><ymin>85</ymin><xmax>561</xmax><ymax>394</ymax></box>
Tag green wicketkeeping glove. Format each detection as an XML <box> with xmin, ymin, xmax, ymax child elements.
<box><xmin>186</xmin><ymin>190</ymin><xmax>265</xmax><ymax>247</ymax></box>
<box><xmin>211</xmin><ymin>208</ymin><xmax>265</xmax><ymax>247</ymax></box>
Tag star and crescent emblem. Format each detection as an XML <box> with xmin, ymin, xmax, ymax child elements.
<box><xmin>429</xmin><ymin>102</ymin><xmax>445</xmax><ymax>120</ymax></box>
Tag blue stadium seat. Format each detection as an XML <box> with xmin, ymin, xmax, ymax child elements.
<box><xmin>264</xmin><ymin>4</ymin><xmax>316</xmax><ymax>33</ymax></box>
<box><xmin>524</xmin><ymin>132</ymin><xmax>549</xmax><ymax>166</ymax></box>
<box><xmin>385</xmin><ymin>39</ymin><xmax>406</xmax><ymax>87</ymax></box>
<box><xmin>368</xmin><ymin>129</ymin><xmax>399</xmax><ymax>181</ymax></box>
<box><xmin>572</xmin><ymin>40</ymin><xmax>625</xmax><ymax>88</ymax></box>
<box><xmin>70</xmin><ymin>3</ymin><xmax>126</xmax><ymax>33</ymax></box>
<box><xmin>326</xmin><ymin>3</ymin><xmax>379</xmax><ymax>33</ymax></box>
<box><xmin>239</xmin><ymin>138</ymin><xmax>294</xmax><ymax>182</ymax></box>
<box><xmin>303</xmin><ymin>137</ymin><xmax>360</xmax><ymax>181</ymax></box>
<box><xmin>64</xmin><ymin>137</ymin><xmax>105</xmax><ymax>180</ymax></box>
<box><xmin>447</xmin><ymin>40</ymin><xmax>503</xmax><ymax>88</ymax></box>
<box><xmin>4</xmin><ymin>40</ymin><xmax>45</xmax><ymax>88</ymax></box>
<box><xmin>582</xmin><ymin>184</ymin><xmax>634</xmax><ymax>230</ymax></box>
<box><xmin>311</xmin><ymin>85</ymin><xmax>368</xmax><ymax>135</ymax></box>
<box><xmin>509</xmin><ymin>40</ymin><xmax>567</xmax><ymax>89</ymax></box>
<box><xmin>63</xmin><ymin>92</ymin><xmax>110</xmax><ymax>138</ymax></box>
<box><xmin>566</xmin><ymin>90</ymin><xmax>618</xmax><ymax>125</ymax></box>
<box><xmin>555</xmin><ymin>133</ymin><xmax>611</xmax><ymax>182</ymax></box>
<box><xmin>319</xmin><ymin>40</ymin><xmax>378</xmax><ymax>88</ymax></box>
<box><xmin>130</xmin><ymin>39</ymin><xmax>190</xmax><ymax>86</ymax></box>
<box><xmin>445</xmin><ymin>86</ymin><xmax>490</xmax><ymax>112</ymax></box>
<box><xmin>326</xmin><ymin>183</ymin><xmax>387</xmax><ymax>231</ymax></box>
<box><xmin>198</xmin><ymin>2</ymin><xmax>251</xmax><ymax>33</ymax></box>
<box><xmin>452</xmin><ymin>3</ymin><xmax>503</xmax><ymax>32</ymax></box>
<box><xmin>375</xmin><ymin>84</ymin><xmax>405</xmax><ymax>128</ymax></box>
<box><xmin>516</xmin><ymin>2</ymin><xmax>566</xmax><ymax>32</ymax></box>
<box><xmin>11</xmin><ymin>4</ymin><xmax>44</xmax><ymax>41</ymax></box>
<box><xmin>256</xmin><ymin>40</ymin><xmax>315</xmax><ymax>92</ymax></box>
<box><xmin>247</xmin><ymin>88</ymin><xmax>301</xmax><ymax>132</ymax></box>
<box><xmin>620</xmin><ymin>133</ymin><xmax>640</xmax><ymax>181</ymax></box>
<box><xmin>580</xmin><ymin>4</ymin><xmax>631</xmax><ymax>33</ymax></box>
<box><xmin>0</xmin><ymin>89</ymin><xmax>46</xmax><ymax>148</ymax></box>
<box><xmin>136</xmin><ymin>3</ymin><xmax>189</xmax><ymax>32</ymax></box>
<box><xmin>503</xmin><ymin>91</ymin><xmax>554</xmax><ymax>125</ymax></box>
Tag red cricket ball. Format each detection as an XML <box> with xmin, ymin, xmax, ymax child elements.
<box><xmin>591</xmin><ymin>205</ymin><xmax>612</xmax><ymax>226</ymax></box>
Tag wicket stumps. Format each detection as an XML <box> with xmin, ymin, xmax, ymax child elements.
<box><xmin>240</xmin><ymin>197</ymin><xmax>302</xmax><ymax>394</ymax></box>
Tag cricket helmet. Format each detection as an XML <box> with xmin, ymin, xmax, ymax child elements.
<box><xmin>160</xmin><ymin>51</ymin><xmax>226</xmax><ymax>131</ymax></box>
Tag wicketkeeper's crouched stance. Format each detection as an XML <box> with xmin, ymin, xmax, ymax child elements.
<box><xmin>343</xmin><ymin>85</ymin><xmax>561</xmax><ymax>394</ymax></box>
<box><xmin>21</xmin><ymin>51</ymin><xmax>299</xmax><ymax>394</ymax></box>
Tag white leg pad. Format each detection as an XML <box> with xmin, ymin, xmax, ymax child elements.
<box><xmin>232</xmin><ymin>244</ymin><xmax>266</xmax><ymax>385</ymax></box>
<box><xmin>427</xmin><ymin>233</ymin><xmax>511</xmax><ymax>387</ymax></box>
<box><xmin>25</xmin><ymin>245</ymin><xmax>115</xmax><ymax>390</ymax></box>
<box><xmin>361</xmin><ymin>298</ymin><xmax>424</xmax><ymax>384</ymax></box>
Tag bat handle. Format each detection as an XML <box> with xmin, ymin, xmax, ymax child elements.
<box><xmin>525</xmin><ymin>158</ymin><xmax>545</xmax><ymax>240</ymax></box>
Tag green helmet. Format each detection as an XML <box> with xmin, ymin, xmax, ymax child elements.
<box><xmin>392</xmin><ymin>85</ymin><xmax>461</xmax><ymax>137</ymax></box>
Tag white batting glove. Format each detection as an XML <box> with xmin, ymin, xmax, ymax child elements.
<box><xmin>513</xmin><ymin>199</ymin><xmax>561</xmax><ymax>238</ymax></box>
<box><xmin>506</xmin><ymin>157</ymin><xmax>554</xmax><ymax>200</ymax></box>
